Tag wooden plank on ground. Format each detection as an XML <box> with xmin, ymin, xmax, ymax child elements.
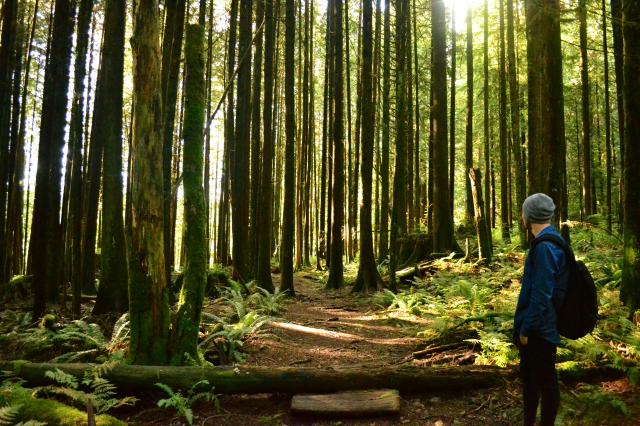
<box><xmin>291</xmin><ymin>389</ymin><xmax>400</xmax><ymax>416</ymax></box>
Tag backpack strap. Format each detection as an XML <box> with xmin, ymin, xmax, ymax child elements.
<box><xmin>530</xmin><ymin>233</ymin><xmax>576</xmax><ymax>267</ymax></box>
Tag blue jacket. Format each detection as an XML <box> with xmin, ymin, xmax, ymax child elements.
<box><xmin>514</xmin><ymin>226</ymin><xmax>569</xmax><ymax>346</ymax></box>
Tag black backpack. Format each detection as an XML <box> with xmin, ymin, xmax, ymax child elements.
<box><xmin>531</xmin><ymin>234</ymin><xmax>599</xmax><ymax>339</ymax></box>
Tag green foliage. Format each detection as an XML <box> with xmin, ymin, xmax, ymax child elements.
<box><xmin>200</xmin><ymin>310</ymin><xmax>269</xmax><ymax>364</ymax></box>
<box><xmin>39</xmin><ymin>362</ymin><xmax>137</xmax><ymax>415</ymax></box>
<box><xmin>249</xmin><ymin>287</ymin><xmax>288</xmax><ymax>315</ymax></box>
<box><xmin>155</xmin><ymin>380</ymin><xmax>219</xmax><ymax>425</ymax></box>
<box><xmin>561</xmin><ymin>383</ymin><xmax>630</xmax><ymax>421</ymax></box>
<box><xmin>466</xmin><ymin>330</ymin><xmax>517</xmax><ymax>367</ymax></box>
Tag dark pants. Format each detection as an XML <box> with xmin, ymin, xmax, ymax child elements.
<box><xmin>519</xmin><ymin>335</ymin><xmax>559</xmax><ymax>426</ymax></box>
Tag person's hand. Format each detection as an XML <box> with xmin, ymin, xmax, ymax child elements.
<box><xmin>520</xmin><ymin>335</ymin><xmax>528</xmax><ymax>346</ymax></box>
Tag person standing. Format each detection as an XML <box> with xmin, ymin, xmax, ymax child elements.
<box><xmin>514</xmin><ymin>193</ymin><xmax>569</xmax><ymax>426</ymax></box>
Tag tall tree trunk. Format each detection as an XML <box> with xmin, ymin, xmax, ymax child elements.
<box><xmin>620</xmin><ymin>0</ymin><xmax>640</xmax><ymax>314</ymax></box>
<box><xmin>30</xmin><ymin>0</ymin><xmax>76</xmax><ymax>316</ymax></box>
<box><xmin>217</xmin><ymin>0</ymin><xmax>239</xmax><ymax>265</ymax></box>
<box><xmin>232</xmin><ymin>0</ymin><xmax>252</xmax><ymax>281</ymax></box>
<box><xmin>464</xmin><ymin>3</ymin><xmax>474</xmax><ymax>227</ymax></box>
<box><xmin>602</xmin><ymin>0</ymin><xmax>613</xmax><ymax>232</ymax></box>
<box><xmin>326</xmin><ymin>0</ymin><xmax>345</xmax><ymax>290</ymax></box>
<box><xmin>449</xmin><ymin>3</ymin><xmax>456</xmax><ymax>219</ymax></box>
<box><xmin>389</xmin><ymin>0</ymin><xmax>408</xmax><ymax>291</ymax></box>
<box><xmin>611</xmin><ymin>0</ymin><xmax>624</xmax><ymax>232</ymax></box>
<box><xmin>161</xmin><ymin>0</ymin><xmax>186</xmax><ymax>285</ymax></box>
<box><xmin>250</xmin><ymin>0</ymin><xmax>265</xmax><ymax>275</ymax></box>
<box><xmin>354</xmin><ymin>0</ymin><xmax>383</xmax><ymax>293</ymax></box>
<box><xmin>507</xmin><ymin>0</ymin><xmax>525</xmax><ymax>248</ymax></box>
<box><xmin>378</xmin><ymin>0</ymin><xmax>390</xmax><ymax>262</ymax></box>
<box><xmin>280</xmin><ymin>0</ymin><xmax>296</xmax><ymax>295</ymax></box>
<box><xmin>432</xmin><ymin>0</ymin><xmax>454</xmax><ymax>253</ymax></box>
<box><xmin>94</xmin><ymin>0</ymin><xmax>128</xmax><ymax>315</ymax></box>
<box><xmin>412</xmin><ymin>0</ymin><xmax>420</xmax><ymax>229</ymax></box>
<box><xmin>525</xmin><ymin>0</ymin><xmax>568</xmax><ymax>236</ymax></box>
<box><xmin>171</xmin><ymin>24</ymin><xmax>207</xmax><ymax>365</ymax></box>
<box><xmin>483</xmin><ymin>0</ymin><xmax>492</xmax><ymax>238</ymax></box>
<box><xmin>0</xmin><ymin>0</ymin><xmax>18</xmax><ymax>285</ymax></box>
<box><xmin>257</xmin><ymin>0</ymin><xmax>277</xmax><ymax>292</ymax></box>
<box><xmin>5</xmin><ymin>2</ymin><xmax>30</xmax><ymax>281</ymax></box>
<box><xmin>579</xmin><ymin>0</ymin><xmax>593</xmax><ymax>216</ymax></box>
<box><xmin>499</xmin><ymin>0</ymin><xmax>510</xmax><ymax>243</ymax></box>
<box><xmin>469</xmin><ymin>168</ymin><xmax>492</xmax><ymax>262</ymax></box>
<box><xmin>65</xmin><ymin>0</ymin><xmax>92</xmax><ymax>315</ymax></box>
<box><xmin>128</xmin><ymin>0</ymin><xmax>170</xmax><ymax>365</ymax></box>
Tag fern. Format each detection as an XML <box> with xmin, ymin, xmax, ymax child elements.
<box><xmin>0</xmin><ymin>403</ymin><xmax>21</xmax><ymax>426</ymax></box>
<box><xmin>155</xmin><ymin>380</ymin><xmax>219</xmax><ymax>426</ymax></box>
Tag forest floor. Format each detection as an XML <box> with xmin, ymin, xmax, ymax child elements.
<box><xmin>2</xmin><ymin>225</ymin><xmax>639</xmax><ymax>425</ymax></box>
<box><xmin>130</xmin><ymin>253</ymin><xmax>639</xmax><ymax>426</ymax></box>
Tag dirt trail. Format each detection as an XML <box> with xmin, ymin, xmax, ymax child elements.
<box><xmin>242</xmin><ymin>273</ymin><xmax>424</xmax><ymax>368</ymax></box>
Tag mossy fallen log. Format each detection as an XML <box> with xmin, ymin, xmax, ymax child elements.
<box><xmin>1</xmin><ymin>361</ymin><xmax>514</xmax><ymax>394</ymax></box>
<box><xmin>0</xmin><ymin>383</ymin><xmax>125</xmax><ymax>425</ymax></box>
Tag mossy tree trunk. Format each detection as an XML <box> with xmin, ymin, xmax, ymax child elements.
<box><xmin>171</xmin><ymin>24</ymin><xmax>207</xmax><ymax>365</ymax></box>
<box><xmin>620</xmin><ymin>0</ymin><xmax>640</xmax><ymax>314</ymax></box>
<box><xmin>281</xmin><ymin>0</ymin><xmax>296</xmax><ymax>295</ymax></box>
<box><xmin>128</xmin><ymin>0</ymin><xmax>170</xmax><ymax>365</ymax></box>
<box><xmin>354</xmin><ymin>0</ymin><xmax>383</xmax><ymax>293</ymax></box>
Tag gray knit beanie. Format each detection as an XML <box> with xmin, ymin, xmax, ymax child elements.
<box><xmin>522</xmin><ymin>193</ymin><xmax>556</xmax><ymax>224</ymax></box>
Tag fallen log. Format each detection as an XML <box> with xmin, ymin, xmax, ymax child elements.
<box><xmin>1</xmin><ymin>361</ymin><xmax>513</xmax><ymax>394</ymax></box>
<box><xmin>291</xmin><ymin>389</ymin><xmax>400</xmax><ymax>416</ymax></box>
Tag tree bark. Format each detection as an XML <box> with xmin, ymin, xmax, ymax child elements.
<box><xmin>611</xmin><ymin>0</ymin><xmax>624</xmax><ymax>232</ymax></box>
<box><xmin>499</xmin><ymin>0</ymin><xmax>510</xmax><ymax>243</ymax></box>
<box><xmin>469</xmin><ymin>168</ymin><xmax>492</xmax><ymax>263</ymax></box>
<box><xmin>93</xmin><ymin>0</ymin><xmax>128</xmax><ymax>315</ymax></box>
<box><xmin>389</xmin><ymin>0</ymin><xmax>408</xmax><ymax>291</ymax></box>
<box><xmin>171</xmin><ymin>24</ymin><xmax>207</xmax><ymax>365</ymax></box>
<box><xmin>280</xmin><ymin>0</ymin><xmax>296</xmax><ymax>295</ymax></box>
<box><xmin>161</xmin><ymin>0</ymin><xmax>187</xmax><ymax>286</ymax></box>
<box><xmin>378</xmin><ymin>0</ymin><xmax>391</xmax><ymax>263</ymax></box>
<box><xmin>602</xmin><ymin>0</ymin><xmax>613</xmax><ymax>232</ymax></box>
<box><xmin>432</xmin><ymin>0</ymin><xmax>454</xmax><ymax>253</ymax></box>
<box><xmin>579</xmin><ymin>0</ymin><xmax>593</xmax><ymax>216</ymax></box>
<box><xmin>128</xmin><ymin>0</ymin><xmax>170</xmax><ymax>364</ymax></box>
<box><xmin>0</xmin><ymin>0</ymin><xmax>18</xmax><ymax>286</ymax></box>
<box><xmin>326</xmin><ymin>0</ymin><xmax>345</xmax><ymax>290</ymax></box>
<box><xmin>525</xmin><ymin>0</ymin><xmax>567</xmax><ymax>235</ymax></box>
<box><xmin>620</xmin><ymin>0</ymin><xmax>640</xmax><ymax>314</ymax></box>
<box><xmin>353</xmin><ymin>0</ymin><xmax>383</xmax><ymax>293</ymax></box>
<box><xmin>449</xmin><ymin>3</ymin><xmax>456</xmax><ymax>218</ymax></box>
<box><xmin>232</xmin><ymin>0</ymin><xmax>253</xmax><ymax>281</ymax></box>
<box><xmin>507</xmin><ymin>0</ymin><xmax>525</xmax><ymax>248</ymax></box>
<box><xmin>250</xmin><ymin>0</ymin><xmax>265</xmax><ymax>275</ymax></box>
<box><xmin>30</xmin><ymin>0</ymin><xmax>76</xmax><ymax>316</ymax></box>
<box><xmin>257</xmin><ymin>0</ymin><xmax>277</xmax><ymax>293</ymax></box>
<box><xmin>1</xmin><ymin>362</ymin><xmax>514</xmax><ymax>394</ymax></box>
<box><xmin>464</xmin><ymin>4</ymin><xmax>474</xmax><ymax>227</ymax></box>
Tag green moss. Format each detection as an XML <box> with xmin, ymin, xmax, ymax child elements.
<box><xmin>0</xmin><ymin>385</ymin><xmax>125</xmax><ymax>425</ymax></box>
